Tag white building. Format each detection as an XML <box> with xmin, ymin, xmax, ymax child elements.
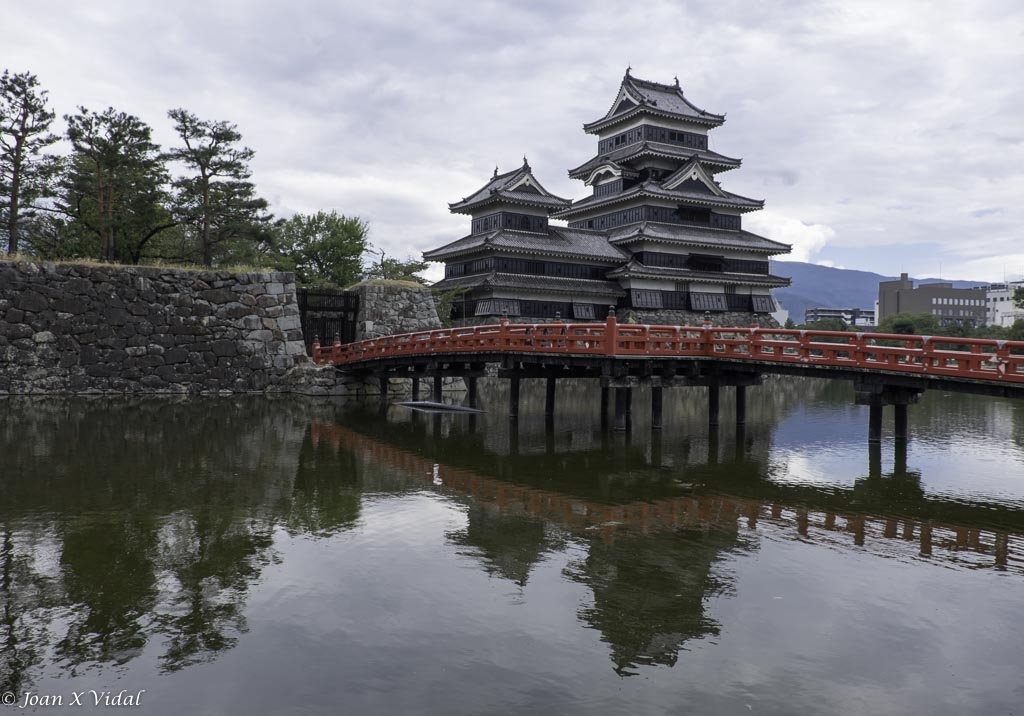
<box><xmin>985</xmin><ymin>281</ymin><xmax>1024</xmax><ymax>327</ymax></box>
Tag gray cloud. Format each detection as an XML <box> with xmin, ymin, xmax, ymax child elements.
<box><xmin>5</xmin><ymin>0</ymin><xmax>1024</xmax><ymax>280</ymax></box>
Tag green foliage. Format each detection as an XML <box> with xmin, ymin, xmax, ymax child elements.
<box><xmin>877</xmin><ymin>312</ymin><xmax>940</xmax><ymax>336</ymax></box>
<box><xmin>1</xmin><ymin>69</ymin><xmax>60</xmax><ymax>254</ymax></box>
<box><xmin>1009</xmin><ymin>319</ymin><xmax>1024</xmax><ymax>342</ymax></box>
<box><xmin>364</xmin><ymin>249</ymin><xmax>428</xmax><ymax>284</ymax></box>
<box><xmin>273</xmin><ymin>211</ymin><xmax>367</xmax><ymax>287</ymax></box>
<box><xmin>167</xmin><ymin>109</ymin><xmax>272</xmax><ymax>267</ymax></box>
<box><xmin>783</xmin><ymin>317</ymin><xmax>796</xmax><ymax>329</ymax></box>
<box><xmin>802</xmin><ymin>317</ymin><xmax>848</xmax><ymax>332</ymax></box>
<box><xmin>1013</xmin><ymin>286</ymin><xmax>1024</xmax><ymax>310</ymax></box>
<box><xmin>59</xmin><ymin>107</ymin><xmax>175</xmax><ymax>263</ymax></box>
<box><xmin>435</xmin><ymin>287</ymin><xmax>470</xmax><ymax>327</ymax></box>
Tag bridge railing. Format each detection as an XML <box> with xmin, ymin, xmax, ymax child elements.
<box><xmin>311</xmin><ymin>315</ymin><xmax>1024</xmax><ymax>384</ymax></box>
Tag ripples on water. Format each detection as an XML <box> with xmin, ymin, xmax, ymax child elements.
<box><xmin>1</xmin><ymin>377</ymin><xmax>1024</xmax><ymax>715</ymax></box>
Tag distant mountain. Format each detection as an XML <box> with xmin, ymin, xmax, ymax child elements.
<box><xmin>771</xmin><ymin>261</ymin><xmax>987</xmax><ymax>324</ymax></box>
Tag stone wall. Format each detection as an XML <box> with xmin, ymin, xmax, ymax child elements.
<box><xmin>0</xmin><ymin>260</ymin><xmax>307</xmax><ymax>394</ymax></box>
<box><xmin>350</xmin><ymin>280</ymin><xmax>442</xmax><ymax>340</ymax></box>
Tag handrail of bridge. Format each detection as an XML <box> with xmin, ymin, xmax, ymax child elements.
<box><xmin>311</xmin><ymin>314</ymin><xmax>1024</xmax><ymax>384</ymax></box>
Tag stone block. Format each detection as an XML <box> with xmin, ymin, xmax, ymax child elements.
<box><xmin>266</xmin><ymin>282</ymin><xmax>284</xmax><ymax>296</ymax></box>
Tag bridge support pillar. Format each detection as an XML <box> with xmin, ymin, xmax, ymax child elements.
<box><xmin>468</xmin><ymin>377</ymin><xmax>478</xmax><ymax>408</ymax></box>
<box><xmin>614</xmin><ymin>387</ymin><xmax>630</xmax><ymax>432</ymax></box>
<box><xmin>379</xmin><ymin>376</ymin><xmax>389</xmax><ymax>409</ymax></box>
<box><xmin>735</xmin><ymin>385</ymin><xmax>747</xmax><ymax>426</ymax></box>
<box><xmin>855</xmin><ymin>383</ymin><xmax>921</xmax><ymax>444</ymax></box>
<box><xmin>411</xmin><ymin>376</ymin><xmax>420</xmax><ymax>401</ymax></box>
<box><xmin>600</xmin><ymin>386</ymin><xmax>610</xmax><ymax>429</ymax></box>
<box><xmin>868</xmin><ymin>402</ymin><xmax>883</xmax><ymax>443</ymax></box>
<box><xmin>433</xmin><ymin>375</ymin><xmax>443</xmax><ymax>403</ymax></box>
<box><xmin>545</xmin><ymin>377</ymin><xmax>556</xmax><ymax>417</ymax></box>
<box><xmin>509</xmin><ymin>376</ymin><xmax>521</xmax><ymax>418</ymax></box>
<box><xmin>894</xmin><ymin>403</ymin><xmax>909</xmax><ymax>442</ymax></box>
<box><xmin>708</xmin><ymin>383</ymin><xmax>720</xmax><ymax>429</ymax></box>
<box><xmin>651</xmin><ymin>386</ymin><xmax>663</xmax><ymax>430</ymax></box>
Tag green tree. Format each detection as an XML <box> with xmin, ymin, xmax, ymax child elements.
<box><xmin>60</xmin><ymin>107</ymin><xmax>175</xmax><ymax>263</ymax></box>
<box><xmin>167</xmin><ymin>109</ymin><xmax>271</xmax><ymax>267</ymax></box>
<box><xmin>0</xmin><ymin>70</ymin><xmax>59</xmax><ymax>255</ymax></box>
<box><xmin>783</xmin><ymin>317</ymin><xmax>796</xmax><ymax>329</ymax></box>
<box><xmin>364</xmin><ymin>248</ymin><xmax>429</xmax><ymax>284</ymax></box>
<box><xmin>1013</xmin><ymin>286</ymin><xmax>1024</xmax><ymax>310</ymax></box>
<box><xmin>803</xmin><ymin>317</ymin><xmax>848</xmax><ymax>332</ymax></box>
<box><xmin>274</xmin><ymin>211</ymin><xmax>367</xmax><ymax>287</ymax></box>
<box><xmin>877</xmin><ymin>312</ymin><xmax>939</xmax><ymax>336</ymax></box>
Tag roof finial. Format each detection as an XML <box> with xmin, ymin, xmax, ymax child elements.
<box><xmin>625</xmin><ymin>65</ymin><xmax>632</xmax><ymax>76</ymax></box>
<box><xmin>493</xmin><ymin>165</ymin><xmax>498</xmax><ymax>178</ymax></box>
<box><xmin>674</xmin><ymin>75</ymin><xmax>680</xmax><ymax>87</ymax></box>
<box><xmin>522</xmin><ymin>155</ymin><xmax>530</xmax><ymax>169</ymax></box>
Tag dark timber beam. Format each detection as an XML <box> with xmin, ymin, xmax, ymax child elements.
<box><xmin>735</xmin><ymin>385</ymin><xmax>747</xmax><ymax>426</ymax></box>
<box><xmin>651</xmin><ymin>386</ymin><xmax>663</xmax><ymax>430</ymax></box>
<box><xmin>468</xmin><ymin>377</ymin><xmax>478</xmax><ymax>408</ymax></box>
<box><xmin>545</xmin><ymin>376</ymin><xmax>556</xmax><ymax>417</ymax></box>
<box><xmin>411</xmin><ymin>376</ymin><xmax>420</xmax><ymax>401</ymax></box>
<box><xmin>708</xmin><ymin>383</ymin><xmax>721</xmax><ymax>429</ymax></box>
<box><xmin>600</xmin><ymin>386</ymin><xmax>610</xmax><ymax>430</ymax></box>
<box><xmin>509</xmin><ymin>375</ymin><xmax>521</xmax><ymax>418</ymax></box>
<box><xmin>433</xmin><ymin>375</ymin><xmax>443</xmax><ymax>403</ymax></box>
<box><xmin>614</xmin><ymin>387</ymin><xmax>629</xmax><ymax>432</ymax></box>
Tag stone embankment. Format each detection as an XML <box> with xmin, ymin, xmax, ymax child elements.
<box><xmin>0</xmin><ymin>260</ymin><xmax>308</xmax><ymax>394</ymax></box>
<box><xmin>0</xmin><ymin>261</ymin><xmax>452</xmax><ymax>396</ymax></box>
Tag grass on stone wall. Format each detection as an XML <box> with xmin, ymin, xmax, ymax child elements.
<box><xmin>1</xmin><ymin>252</ymin><xmax>275</xmax><ymax>275</ymax></box>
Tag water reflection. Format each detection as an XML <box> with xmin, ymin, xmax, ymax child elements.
<box><xmin>2</xmin><ymin>379</ymin><xmax>1024</xmax><ymax>708</ymax></box>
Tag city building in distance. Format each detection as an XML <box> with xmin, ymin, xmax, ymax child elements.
<box><xmin>877</xmin><ymin>273</ymin><xmax>986</xmax><ymax>327</ymax></box>
<box><xmin>804</xmin><ymin>307</ymin><xmax>876</xmax><ymax>327</ymax></box>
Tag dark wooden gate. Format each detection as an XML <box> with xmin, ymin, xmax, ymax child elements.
<box><xmin>296</xmin><ymin>288</ymin><xmax>359</xmax><ymax>353</ymax></box>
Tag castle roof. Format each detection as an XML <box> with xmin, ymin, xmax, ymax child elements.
<box><xmin>449</xmin><ymin>159</ymin><xmax>570</xmax><ymax>215</ymax></box>
<box><xmin>607</xmin><ymin>222</ymin><xmax>790</xmax><ymax>255</ymax></box>
<box><xmin>584</xmin><ymin>71</ymin><xmax>726</xmax><ymax>134</ymax></box>
<box><xmin>423</xmin><ymin>226</ymin><xmax>627</xmax><ymax>263</ymax></box>
<box><xmin>431</xmin><ymin>272</ymin><xmax>625</xmax><ymax>298</ymax></box>
<box><xmin>606</xmin><ymin>259</ymin><xmax>790</xmax><ymax>287</ymax></box>
<box><xmin>568</xmin><ymin>141</ymin><xmax>741</xmax><ymax>180</ymax></box>
<box><xmin>552</xmin><ymin>179</ymin><xmax>764</xmax><ymax>220</ymax></box>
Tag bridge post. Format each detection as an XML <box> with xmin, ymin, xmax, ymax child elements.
<box><xmin>614</xmin><ymin>387</ymin><xmax>629</xmax><ymax>432</ymax></box>
<box><xmin>468</xmin><ymin>377</ymin><xmax>478</xmax><ymax>408</ymax></box>
<box><xmin>868</xmin><ymin>402</ymin><xmax>883</xmax><ymax>443</ymax></box>
<box><xmin>708</xmin><ymin>383</ymin><xmax>720</xmax><ymax>429</ymax></box>
<box><xmin>600</xmin><ymin>386</ymin><xmax>610</xmax><ymax>429</ymax></box>
<box><xmin>433</xmin><ymin>375</ymin><xmax>443</xmax><ymax>403</ymax></box>
<box><xmin>411</xmin><ymin>376</ymin><xmax>420</xmax><ymax>401</ymax></box>
<box><xmin>894</xmin><ymin>403</ymin><xmax>909</xmax><ymax>441</ymax></box>
<box><xmin>735</xmin><ymin>385</ymin><xmax>747</xmax><ymax>426</ymax></box>
<box><xmin>509</xmin><ymin>375</ymin><xmax>521</xmax><ymax>418</ymax></box>
<box><xmin>545</xmin><ymin>376</ymin><xmax>556</xmax><ymax>417</ymax></box>
<box><xmin>379</xmin><ymin>375</ymin><xmax>389</xmax><ymax>407</ymax></box>
<box><xmin>651</xmin><ymin>385</ymin><xmax>663</xmax><ymax>430</ymax></box>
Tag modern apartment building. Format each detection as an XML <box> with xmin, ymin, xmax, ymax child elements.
<box><xmin>877</xmin><ymin>273</ymin><xmax>987</xmax><ymax>327</ymax></box>
<box><xmin>804</xmin><ymin>307</ymin><xmax>875</xmax><ymax>326</ymax></box>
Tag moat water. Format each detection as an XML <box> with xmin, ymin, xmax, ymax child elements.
<box><xmin>2</xmin><ymin>378</ymin><xmax>1024</xmax><ymax>715</ymax></box>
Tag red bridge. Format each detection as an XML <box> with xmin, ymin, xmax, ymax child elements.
<box><xmin>312</xmin><ymin>312</ymin><xmax>1024</xmax><ymax>441</ymax></box>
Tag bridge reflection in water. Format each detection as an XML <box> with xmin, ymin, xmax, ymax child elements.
<box><xmin>309</xmin><ymin>388</ymin><xmax>1024</xmax><ymax>674</ymax></box>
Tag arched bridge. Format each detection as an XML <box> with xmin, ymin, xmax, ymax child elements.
<box><xmin>312</xmin><ymin>313</ymin><xmax>1024</xmax><ymax>441</ymax></box>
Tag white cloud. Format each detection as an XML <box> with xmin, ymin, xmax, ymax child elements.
<box><xmin>3</xmin><ymin>0</ymin><xmax>1023</xmax><ymax>280</ymax></box>
<box><xmin>744</xmin><ymin>212</ymin><xmax>835</xmax><ymax>263</ymax></box>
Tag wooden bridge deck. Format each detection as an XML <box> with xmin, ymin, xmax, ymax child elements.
<box><xmin>313</xmin><ymin>314</ymin><xmax>1024</xmax><ymax>398</ymax></box>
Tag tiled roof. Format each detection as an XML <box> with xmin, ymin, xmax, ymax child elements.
<box><xmin>432</xmin><ymin>271</ymin><xmax>625</xmax><ymax>298</ymax></box>
<box><xmin>449</xmin><ymin>161</ymin><xmax>570</xmax><ymax>214</ymax></box>
<box><xmin>568</xmin><ymin>142</ymin><xmax>741</xmax><ymax>179</ymax></box>
<box><xmin>607</xmin><ymin>261</ymin><xmax>790</xmax><ymax>287</ymax></box>
<box><xmin>584</xmin><ymin>72</ymin><xmax>726</xmax><ymax>133</ymax></box>
<box><xmin>608</xmin><ymin>222</ymin><xmax>790</xmax><ymax>254</ymax></box>
<box><xmin>423</xmin><ymin>227</ymin><xmax>628</xmax><ymax>262</ymax></box>
<box><xmin>553</xmin><ymin>180</ymin><xmax>763</xmax><ymax>219</ymax></box>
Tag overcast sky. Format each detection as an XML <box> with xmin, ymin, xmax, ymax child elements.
<box><xmin>6</xmin><ymin>0</ymin><xmax>1024</xmax><ymax>282</ymax></box>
